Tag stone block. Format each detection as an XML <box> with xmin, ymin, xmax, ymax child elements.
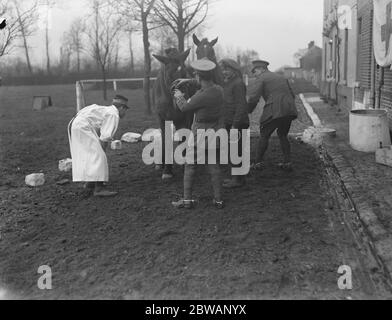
<box><xmin>111</xmin><ymin>140</ymin><xmax>122</xmax><ymax>150</ymax></box>
<box><xmin>59</xmin><ymin>159</ymin><xmax>72</xmax><ymax>172</ymax></box>
<box><xmin>25</xmin><ymin>173</ymin><xmax>45</xmax><ymax>187</ymax></box>
<box><xmin>121</xmin><ymin>132</ymin><xmax>142</xmax><ymax>143</ymax></box>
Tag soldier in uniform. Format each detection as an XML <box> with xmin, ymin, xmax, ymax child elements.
<box><xmin>219</xmin><ymin>58</ymin><xmax>250</xmax><ymax>188</ymax></box>
<box><xmin>248</xmin><ymin>60</ymin><xmax>298</xmax><ymax>172</ymax></box>
<box><xmin>171</xmin><ymin>59</ymin><xmax>225</xmax><ymax>209</ymax></box>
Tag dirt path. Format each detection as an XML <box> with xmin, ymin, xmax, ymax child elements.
<box><xmin>1</xmin><ymin>86</ymin><xmax>391</xmax><ymax>299</ymax></box>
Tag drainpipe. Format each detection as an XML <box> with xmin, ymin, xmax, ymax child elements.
<box><xmin>335</xmin><ymin>33</ymin><xmax>341</xmax><ymax>107</ymax></box>
<box><xmin>376</xmin><ymin>67</ymin><xmax>384</xmax><ymax>109</ymax></box>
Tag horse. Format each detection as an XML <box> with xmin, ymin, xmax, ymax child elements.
<box><xmin>153</xmin><ymin>48</ymin><xmax>194</xmax><ymax>180</ymax></box>
<box><xmin>192</xmin><ymin>34</ymin><xmax>224</xmax><ymax>86</ymax></box>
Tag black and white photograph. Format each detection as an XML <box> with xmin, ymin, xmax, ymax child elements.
<box><xmin>1</xmin><ymin>0</ymin><xmax>392</xmax><ymax>304</ymax></box>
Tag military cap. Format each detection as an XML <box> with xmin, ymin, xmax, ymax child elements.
<box><xmin>113</xmin><ymin>94</ymin><xmax>129</xmax><ymax>108</ymax></box>
<box><xmin>252</xmin><ymin>60</ymin><xmax>270</xmax><ymax>72</ymax></box>
<box><xmin>190</xmin><ymin>58</ymin><xmax>216</xmax><ymax>72</ymax></box>
<box><xmin>219</xmin><ymin>59</ymin><xmax>242</xmax><ymax>73</ymax></box>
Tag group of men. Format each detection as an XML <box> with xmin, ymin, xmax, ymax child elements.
<box><xmin>67</xmin><ymin>58</ymin><xmax>298</xmax><ymax>207</ymax></box>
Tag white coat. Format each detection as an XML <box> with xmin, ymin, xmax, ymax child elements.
<box><xmin>68</xmin><ymin>104</ymin><xmax>119</xmax><ymax>182</ymax></box>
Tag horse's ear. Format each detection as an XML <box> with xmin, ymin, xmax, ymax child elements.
<box><xmin>180</xmin><ymin>48</ymin><xmax>191</xmax><ymax>62</ymax></box>
<box><xmin>210</xmin><ymin>37</ymin><xmax>218</xmax><ymax>47</ymax></box>
<box><xmin>193</xmin><ymin>34</ymin><xmax>201</xmax><ymax>46</ymax></box>
<box><xmin>153</xmin><ymin>54</ymin><xmax>171</xmax><ymax>65</ymax></box>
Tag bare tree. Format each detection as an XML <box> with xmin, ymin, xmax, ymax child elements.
<box><xmin>0</xmin><ymin>1</ymin><xmax>20</xmax><ymax>57</ymax></box>
<box><xmin>237</xmin><ymin>48</ymin><xmax>259</xmax><ymax>70</ymax></box>
<box><xmin>0</xmin><ymin>0</ymin><xmax>36</xmax><ymax>59</ymax></box>
<box><xmin>114</xmin><ymin>0</ymin><xmax>157</xmax><ymax>114</ymax></box>
<box><xmin>12</xmin><ymin>0</ymin><xmax>37</xmax><ymax>75</ymax></box>
<box><xmin>65</xmin><ymin>18</ymin><xmax>85</xmax><ymax>73</ymax></box>
<box><xmin>150</xmin><ymin>24</ymin><xmax>176</xmax><ymax>55</ymax></box>
<box><xmin>154</xmin><ymin>0</ymin><xmax>209</xmax><ymax>52</ymax></box>
<box><xmin>59</xmin><ymin>40</ymin><xmax>72</xmax><ymax>73</ymax></box>
<box><xmin>128</xmin><ymin>29</ymin><xmax>135</xmax><ymax>75</ymax></box>
<box><xmin>38</xmin><ymin>0</ymin><xmax>56</xmax><ymax>74</ymax></box>
<box><xmin>85</xmin><ymin>0</ymin><xmax>123</xmax><ymax>100</ymax></box>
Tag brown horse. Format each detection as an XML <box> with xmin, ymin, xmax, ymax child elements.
<box><xmin>153</xmin><ymin>48</ymin><xmax>194</xmax><ymax>180</ymax></box>
<box><xmin>192</xmin><ymin>34</ymin><xmax>224</xmax><ymax>85</ymax></box>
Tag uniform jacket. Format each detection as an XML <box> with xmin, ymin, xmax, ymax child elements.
<box><xmin>223</xmin><ymin>76</ymin><xmax>250</xmax><ymax>129</ymax></box>
<box><xmin>248</xmin><ymin>71</ymin><xmax>298</xmax><ymax>125</ymax></box>
<box><xmin>176</xmin><ymin>84</ymin><xmax>224</xmax><ymax>150</ymax></box>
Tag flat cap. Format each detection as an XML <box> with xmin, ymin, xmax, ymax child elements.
<box><xmin>191</xmin><ymin>58</ymin><xmax>216</xmax><ymax>72</ymax></box>
<box><xmin>113</xmin><ymin>94</ymin><xmax>129</xmax><ymax>108</ymax></box>
<box><xmin>219</xmin><ymin>59</ymin><xmax>242</xmax><ymax>73</ymax></box>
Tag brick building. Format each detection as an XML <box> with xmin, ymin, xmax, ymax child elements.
<box><xmin>322</xmin><ymin>0</ymin><xmax>392</xmax><ymax>129</ymax></box>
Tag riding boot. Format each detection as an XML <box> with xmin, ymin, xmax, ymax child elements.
<box><xmin>162</xmin><ymin>164</ymin><xmax>174</xmax><ymax>180</ymax></box>
<box><xmin>208</xmin><ymin>164</ymin><xmax>222</xmax><ymax>202</ymax></box>
<box><xmin>184</xmin><ymin>164</ymin><xmax>196</xmax><ymax>200</ymax></box>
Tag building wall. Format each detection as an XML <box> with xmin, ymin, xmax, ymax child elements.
<box><xmin>356</xmin><ymin>0</ymin><xmax>373</xmax><ymax>92</ymax></box>
<box><xmin>378</xmin><ymin>61</ymin><xmax>392</xmax><ymax>127</ymax></box>
<box><xmin>322</xmin><ymin>0</ymin><xmax>357</xmax><ymax>111</ymax></box>
<box><xmin>322</xmin><ymin>0</ymin><xmax>392</xmax><ymax>129</ymax></box>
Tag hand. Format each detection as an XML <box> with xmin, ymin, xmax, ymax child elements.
<box><xmin>100</xmin><ymin>141</ymin><xmax>109</xmax><ymax>152</ymax></box>
<box><xmin>171</xmin><ymin>79</ymin><xmax>192</xmax><ymax>92</ymax></box>
<box><xmin>174</xmin><ymin>89</ymin><xmax>184</xmax><ymax>99</ymax></box>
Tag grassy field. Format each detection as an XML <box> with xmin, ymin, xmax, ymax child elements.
<box><xmin>0</xmin><ymin>84</ymin><xmax>383</xmax><ymax>299</ymax></box>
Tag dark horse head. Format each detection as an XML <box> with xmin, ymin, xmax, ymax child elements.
<box><xmin>153</xmin><ymin>47</ymin><xmax>193</xmax><ymax>179</ymax></box>
<box><xmin>192</xmin><ymin>34</ymin><xmax>223</xmax><ymax>85</ymax></box>
<box><xmin>153</xmin><ymin>48</ymin><xmax>192</xmax><ymax>123</ymax></box>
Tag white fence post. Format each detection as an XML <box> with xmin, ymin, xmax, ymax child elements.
<box><xmin>113</xmin><ymin>81</ymin><xmax>117</xmax><ymax>91</ymax></box>
<box><xmin>76</xmin><ymin>81</ymin><xmax>86</xmax><ymax>112</ymax></box>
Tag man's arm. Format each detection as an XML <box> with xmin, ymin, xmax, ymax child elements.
<box><xmin>247</xmin><ymin>79</ymin><xmax>264</xmax><ymax>114</ymax></box>
<box><xmin>174</xmin><ymin>89</ymin><xmax>204</xmax><ymax>113</ymax></box>
<box><xmin>99</xmin><ymin>114</ymin><xmax>119</xmax><ymax>150</ymax></box>
<box><xmin>232</xmin><ymin>82</ymin><xmax>249</xmax><ymax>129</ymax></box>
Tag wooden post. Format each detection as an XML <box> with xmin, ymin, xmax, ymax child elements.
<box><xmin>244</xmin><ymin>74</ymin><xmax>249</xmax><ymax>86</ymax></box>
<box><xmin>113</xmin><ymin>81</ymin><xmax>117</xmax><ymax>91</ymax></box>
<box><xmin>76</xmin><ymin>81</ymin><xmax>86</xmax><ymax>112</ymax></box>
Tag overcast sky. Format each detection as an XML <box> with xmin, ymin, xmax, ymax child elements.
<box><xmin>21</xmin><ymin>0</ymin><xmax>324</xmax><ymax>70</ymax></box>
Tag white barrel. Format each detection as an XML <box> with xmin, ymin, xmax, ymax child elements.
<box><xmin>349</xmin><ymin>109</ymin><xmax>391</xmax><ymax>153</ymax></box>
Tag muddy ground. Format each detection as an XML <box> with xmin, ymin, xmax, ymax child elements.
<box><xmin>0</xmin><ymin>85</ymin><xmax>391</xmax><ymax>299</ymax></box>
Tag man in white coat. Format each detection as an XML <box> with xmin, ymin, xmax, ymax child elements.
<box><xmin>68</xmin><ymin>95</ymin><xmax>129</xmax><ymax>197</ymax></box>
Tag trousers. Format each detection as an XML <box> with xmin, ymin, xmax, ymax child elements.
<box><xmin>256</xmin><ymin>117</ymin><xmax>293</xmax><ymax>164</ymax></box>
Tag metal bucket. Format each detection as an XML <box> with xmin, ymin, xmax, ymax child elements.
<box><xmin>349</xmin><ymin>109</ymin><xmax>391</xmax><ymax>153</ymax></box>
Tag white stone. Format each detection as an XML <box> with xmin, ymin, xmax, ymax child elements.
<box><xmin>121</xmin><ymin>132</ymin><xmax>142</xmax><ymax>143</ymax></box>
<box><xmin>302</xmin><ymin>127</ymin><xmax>323</xmax><ymax>147</ymax></box>
<box><xmin>58</xmin><ymin>159</ymin><xmax>72</xmax><ymax>172</ymax></box>
<box><xmin>111</xmin><ymin>140</ymin><xmax>122</xmax><ymax>150</ymax></box>
<box><xmin>25</xmin><ymin>173</ymin><xmax>45</xmax><ymax>187</ymax></box>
